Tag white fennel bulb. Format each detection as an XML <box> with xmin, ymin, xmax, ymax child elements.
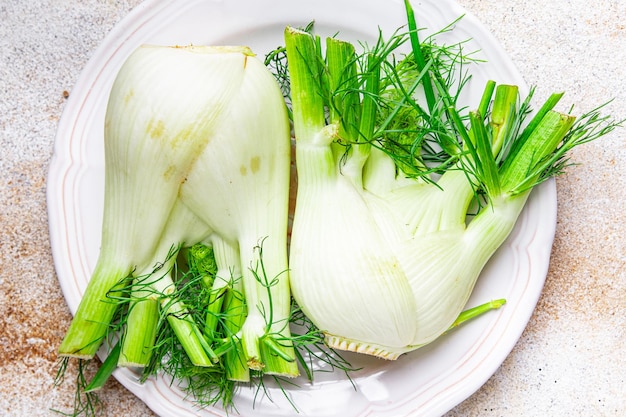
<box><xmin>284</xmin><ymin>21</ymin><xmax>611</xmax><ymax>359</ymax></box>
<box><xmin>59</xmin><ymin>44</ymin><xmax>297</xmax><ymax>376</ymax></box>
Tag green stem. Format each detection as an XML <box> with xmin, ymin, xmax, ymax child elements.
<box><xmin>239</xmin><ymin>237</ymin><xmax>297</xmax><ymax>376</ymax></box>
<box><xmin>203</xmin><ymin>236</ymin><xmax>250</xmax><ymax>381</ymax></box>
<box><xmin>283</xmin><ymin>26</ymin><xmax>326</xmax><ymax>142</ymax></box>
<box><xmin>469</xmin><ymin>110</ymin><xmax>500</xmax><ymax>197</ymax></box>
<box><xmin>284</xmin><ymin>26</ymin><xmax>337</xmax><ymax>184</ymax></box>
<box><xmin>145</xmin><ymin>247</ymin><xmax>218</xmax><ymax>367</ymax></box>
<box><xmin>500</xmin><ymin>110</ymin><xmax>576</xmax><ymax>194</ymax></box>
<box><xmin>358</xmin><ymin>53</ymin><xmax>381</xmax><ymax>142</ymax></box>
<box><xmin>221</xmin><ymin>287</ymin><xmax>249</xmax><ymax>382</ymax></box>
<box><xmin>477</xmin><ymin>80</ymin><xmax>496</xmax><ymax>118</ymax></box>
<box><xmin>404</xmin><ymin>0</ymin><xmax>437</xmax><ymax>115</ymax></box>
<box><xmin>490</xmin><ymin>84</ymin><xmax>519</xmax><ymax>154</ymax></box>
<box><xmin>326</xmin><ymin>37</ymin><xmax>359</xmax><ymax>140</ymax></box>
<box><xmin>84</xmin><ymin>341</ymin><xmax>121</xmax><ymax>393</ymax></box>
<box><xmin>118</xmin><ymin>294</ymin><xmax>159</xmax><ymax>367</ymax></box>
<box><xmin>58</xmin><ymin>262</ymin><xmax>129</xmax><ymax>358</ymax></box>
<box><xmin>162</xmin><ymin>295</ymin><xmax>217</xmax><ymax>367</ymax></box>
<box><xmin>447</xmin><ymin>299</ymin><xmax>507</xmax><ymax>331</ymax></box>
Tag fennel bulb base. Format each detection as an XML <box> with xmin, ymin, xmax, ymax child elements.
<box><xmin>324</xmin><ymin>333</ymin><xmax>419</xmax><ymax>361</ymax></box>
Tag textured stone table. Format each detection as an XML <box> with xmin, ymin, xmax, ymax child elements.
<box><xmin>1</xmin><ymin>0</ymin><xmax>623</xmax><ymax>416</ymax></box>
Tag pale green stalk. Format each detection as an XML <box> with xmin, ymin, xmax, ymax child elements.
<box><xmin>202</xmin><ymin>235</ymin><xmax>250</xmax><ymax>381</ymax></box>
<box><xmin>118</xmin><ymin>293</ymin><xmax>159</xmax><ymax>367</ymax></box>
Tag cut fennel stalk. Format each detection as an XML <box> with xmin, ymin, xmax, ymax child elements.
<box><xmin>284</xmin><ymin>0</ymin><xmax>619</xmax><ymax>359</ymax></box>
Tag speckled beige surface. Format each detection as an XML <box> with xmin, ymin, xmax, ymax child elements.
<box><xmin>1</xmin><ymin>0</ymin><xmax>624</xmax><ymax>416</ymax></box>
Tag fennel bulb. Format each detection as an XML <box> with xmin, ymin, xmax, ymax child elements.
<box><xmin>59</xmin><ymin>44</ymin><xmax>297</xmax><ymax>376</ymax></box>
<box><xmin>284</xmin><ymin>14</ymin><xmax>618</xmax><ymax>360</ymax></box>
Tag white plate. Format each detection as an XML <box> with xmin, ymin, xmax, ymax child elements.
<box><xmin>47</xmin><ymin>0</ymin><xmax>557</xmax><ymax>416</ymax></box>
